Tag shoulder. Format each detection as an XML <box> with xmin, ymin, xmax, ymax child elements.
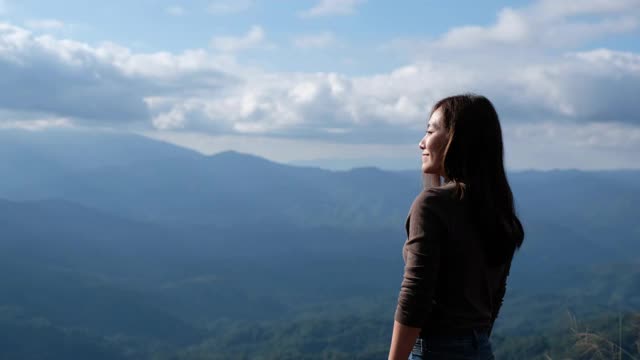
<box><xmin>410</xmin><ymin>187</ymin><xmax>451</xmax><ymax>220</ymax></box>
<box><xmin>406</xmin><ymin>188</ymin><xmax>450</xmax><ymax>236</ymax></box>
<box><xmin>412</xmin><ymin>183</ymin><xmax>456</xmax><ymax>210</ymax></box>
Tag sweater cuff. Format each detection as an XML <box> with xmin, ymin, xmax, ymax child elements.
<box><xmin>394</xmin><ymin>305</ymin><xmax>424</xmax><ymax>328</ymax></box>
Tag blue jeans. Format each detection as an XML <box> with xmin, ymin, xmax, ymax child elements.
<box><xmin>409</xmin><ymin>330</ymin><xmax>494</xmax><ymax>360</ymax></box>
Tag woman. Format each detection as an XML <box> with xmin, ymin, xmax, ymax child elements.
<box><xmin>388</xmin><ymin>94</ymin><xmax>524</xmax><ymax>360</ymax></box>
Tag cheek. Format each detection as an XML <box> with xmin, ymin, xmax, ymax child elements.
<box><xmin>434</xmin><ymin>135</ymin><xmax>448</xmax><ymax>153</ymax></box>
<box><xmin>425</xmin><ymin>138</ymin><xmax>435</xmax><ymax>152</ymax></box>
<box><xmin>426</xmin><ymin>138</ymin><xmax>445</xmax><ymax>154</ymax></box>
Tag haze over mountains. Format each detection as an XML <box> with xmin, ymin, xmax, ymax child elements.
<box><xmin>1</xmin><ymin>129</ymin><xmax>639</xmax><ymax>359</ymax></box>
<box><xmin>2</xmin><ymin>129</ymin><xmax>638</xmax><ymax>264</ymax></box>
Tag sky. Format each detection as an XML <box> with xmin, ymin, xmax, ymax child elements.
<box><xmin>0</xmin><ymin>0</ymin><xmax>639</xmax><ymax>170</ymax></box>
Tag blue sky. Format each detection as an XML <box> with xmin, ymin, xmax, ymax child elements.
<box><xmin>5</xmin><ymin>0</ymin><xmax>541</xmax><ymax>73</ymax></box>
<box><xmin>1</xmin><ymin>0</ymin><xmax>639</xmax><ymax>170</ymax></box>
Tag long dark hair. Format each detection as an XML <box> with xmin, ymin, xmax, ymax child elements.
<box><xmin>432</xmin><ymin>94</ymin><xmax>524</xmax><ymax>266</ymax></box>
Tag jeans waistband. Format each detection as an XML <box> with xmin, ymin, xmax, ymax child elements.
<box><xmin>420</xmin><ymin>327</ymin><xmax>490</xmax><ymax>338</ymax></box>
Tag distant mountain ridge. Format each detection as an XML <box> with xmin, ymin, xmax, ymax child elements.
<box><xmin>0</xmin><ymin>130</ymin><xmax>421</xmax><ymax>228</ymax></box>
<box><xmin>1</xmin><ymin>129</ymin><xmax>638</xmax><ymax>230</ymax></box>
<box><xmin>1</xmin><ymin>129</ymin><xmax>639</xmax><ymax>265</ymax></box>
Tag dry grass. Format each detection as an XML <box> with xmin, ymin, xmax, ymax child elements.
<box><xmin>566</xmin><ymin>312</ymin><xmax>639</xmax><ymax>360</ymax></box>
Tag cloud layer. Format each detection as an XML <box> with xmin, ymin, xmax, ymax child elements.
<box><xmin>210</xmin><ymin>25</ymin><xmax>268</xmax><ymax>53</ymax></box>
<box><xmin>292</xmin><ymin>32</ymin><xmax>336</xmax><ymax>49</ymax></box>
<box><xmin>299</xmin><ymin>0</ymin><xmax>366</xmax><ymax>18</ymax></box>
<box><xmin>0</xmin><ymin>0</ymin><xmax>639</xmax><ymax>170</ymax></box>
<box><xmin>432</xmin><ymin>0</ymin><xmax>639</xmax><ymax>50</ymax></box>
<box><xmin>207</xmin><ymin>0</ymin><xmax>253</xmax><ymax>15</ymax></box>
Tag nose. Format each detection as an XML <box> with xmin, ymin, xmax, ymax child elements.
<box><xmin>419</xmin><ymin>136</ymin><xmax>426</xmax><ymax>150</ymax></box>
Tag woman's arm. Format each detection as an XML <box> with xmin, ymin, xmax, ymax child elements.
<box><xmin>388</xmin><ymin>321</ymin><xmax>421</xmax><ymax>360</ymax></box>
<box><xmin>390</xmin><ymin>190</ymin><xmax>446</xmax><ymax>359</ymax></box>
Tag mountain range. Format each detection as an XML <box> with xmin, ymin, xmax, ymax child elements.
<box><xmin>1</xmin><ymin>129</ymin><xmax>639</xmax><ymax>359</ymax></box>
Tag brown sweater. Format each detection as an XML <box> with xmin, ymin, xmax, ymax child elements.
<box><xmin>394</xmin><ymin>184</ymin><xmax>513</xmax><ymax>333</ymax></box>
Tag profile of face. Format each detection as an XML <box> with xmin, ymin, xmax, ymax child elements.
<box><xmin>419</xmin><ymin>107</ymin><xmax>449</xmax><ymax>176</ymax></box>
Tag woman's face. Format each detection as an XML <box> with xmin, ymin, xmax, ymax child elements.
<box><xmin>419</xmin><ymin>108</ymin><xmax>449</xmax><ymax>176</ymax></box>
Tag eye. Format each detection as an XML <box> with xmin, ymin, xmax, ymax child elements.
<box><xmin>426</xmin><ymin>130</ymin><xmax>434</xmax><ymax>135</ymax></box>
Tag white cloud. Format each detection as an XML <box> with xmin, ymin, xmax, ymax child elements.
<box><xmin>166</xmin><ymin>5</ymin><xmax>186</xmax><ymax>16</ymax></box>
<box><xmin>503</xmin><ymin>121</ymin><xmax>640</xmax><ymax>170</ymax></box>
<box><xmin>300</xmin><ymin>0</ymin><xmax>366</xmax><ymax>18</ymax></box>
<box><xmin>2</xmin><ymin>20</ymin><xmax>639</xmax><ymax>130</ymax></box>
<box><xmin>429</xmin><ymin>0</ymin><xmax>640</xmax><ymax>50</ymax></box>
<box><xmin>0</xmin><ymin>117</ymin><xmax>73</xmax><ymax>131</ymax></box>
<box><xmin>24</xmin><ymin>19</ymin><xmax>66</xmax><ymax>30</ymax></box>
<box><xmin>207</xmin><ymin>0</ymin><xmax>253</xmax><ymax>15</ymax></box>
<box><xmin>158</xmin><ymin>48</ymin><xmax>640</xmax><ymax>165</ymax></box>
<box><xmin>141</xmin><ymin>49</ymin><xmax>640</xmax><ymax>143</ymax></box>
<box><xmin>292</xmin><ymin>32</ymin><xmax>336</xmax><ymax>49</ymax></box>
<box><xmin>0</xmin><ymin>22</ymin><xmax>235</xmax><ymax>124</ymax></box>
<box><xmin>1</xmin><ymin>12</ymin><xmax>640</xmax><ymax>169</ymax></box>
<box><xmin>210</xmin><ymin>25</ymin><xmax>267</xmax><ymax>53</ymax></box>
<box><xmin>434</xmin><ymin>8</ymin><xmax>530</xmax><ymax>49</ymax></box>
<box><xmin>535</xmin><ymin>0</ymin><xmax>640</xmax><ymax>18</ymax></box>
<box><xmin>506</xmin><ymin>49</ymin><xmax>640</xmax><ymax>122</ymax></box>
<box><xmin>3</xmin><ymin>18</ymin><xmax>639</xmax><ymax>138</ymax></box>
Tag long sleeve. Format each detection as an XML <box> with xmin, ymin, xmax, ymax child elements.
<box><xmin>394</xmin><ymin>192</ymin><xmax>446</xmax><ymax>328</ymax></box>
